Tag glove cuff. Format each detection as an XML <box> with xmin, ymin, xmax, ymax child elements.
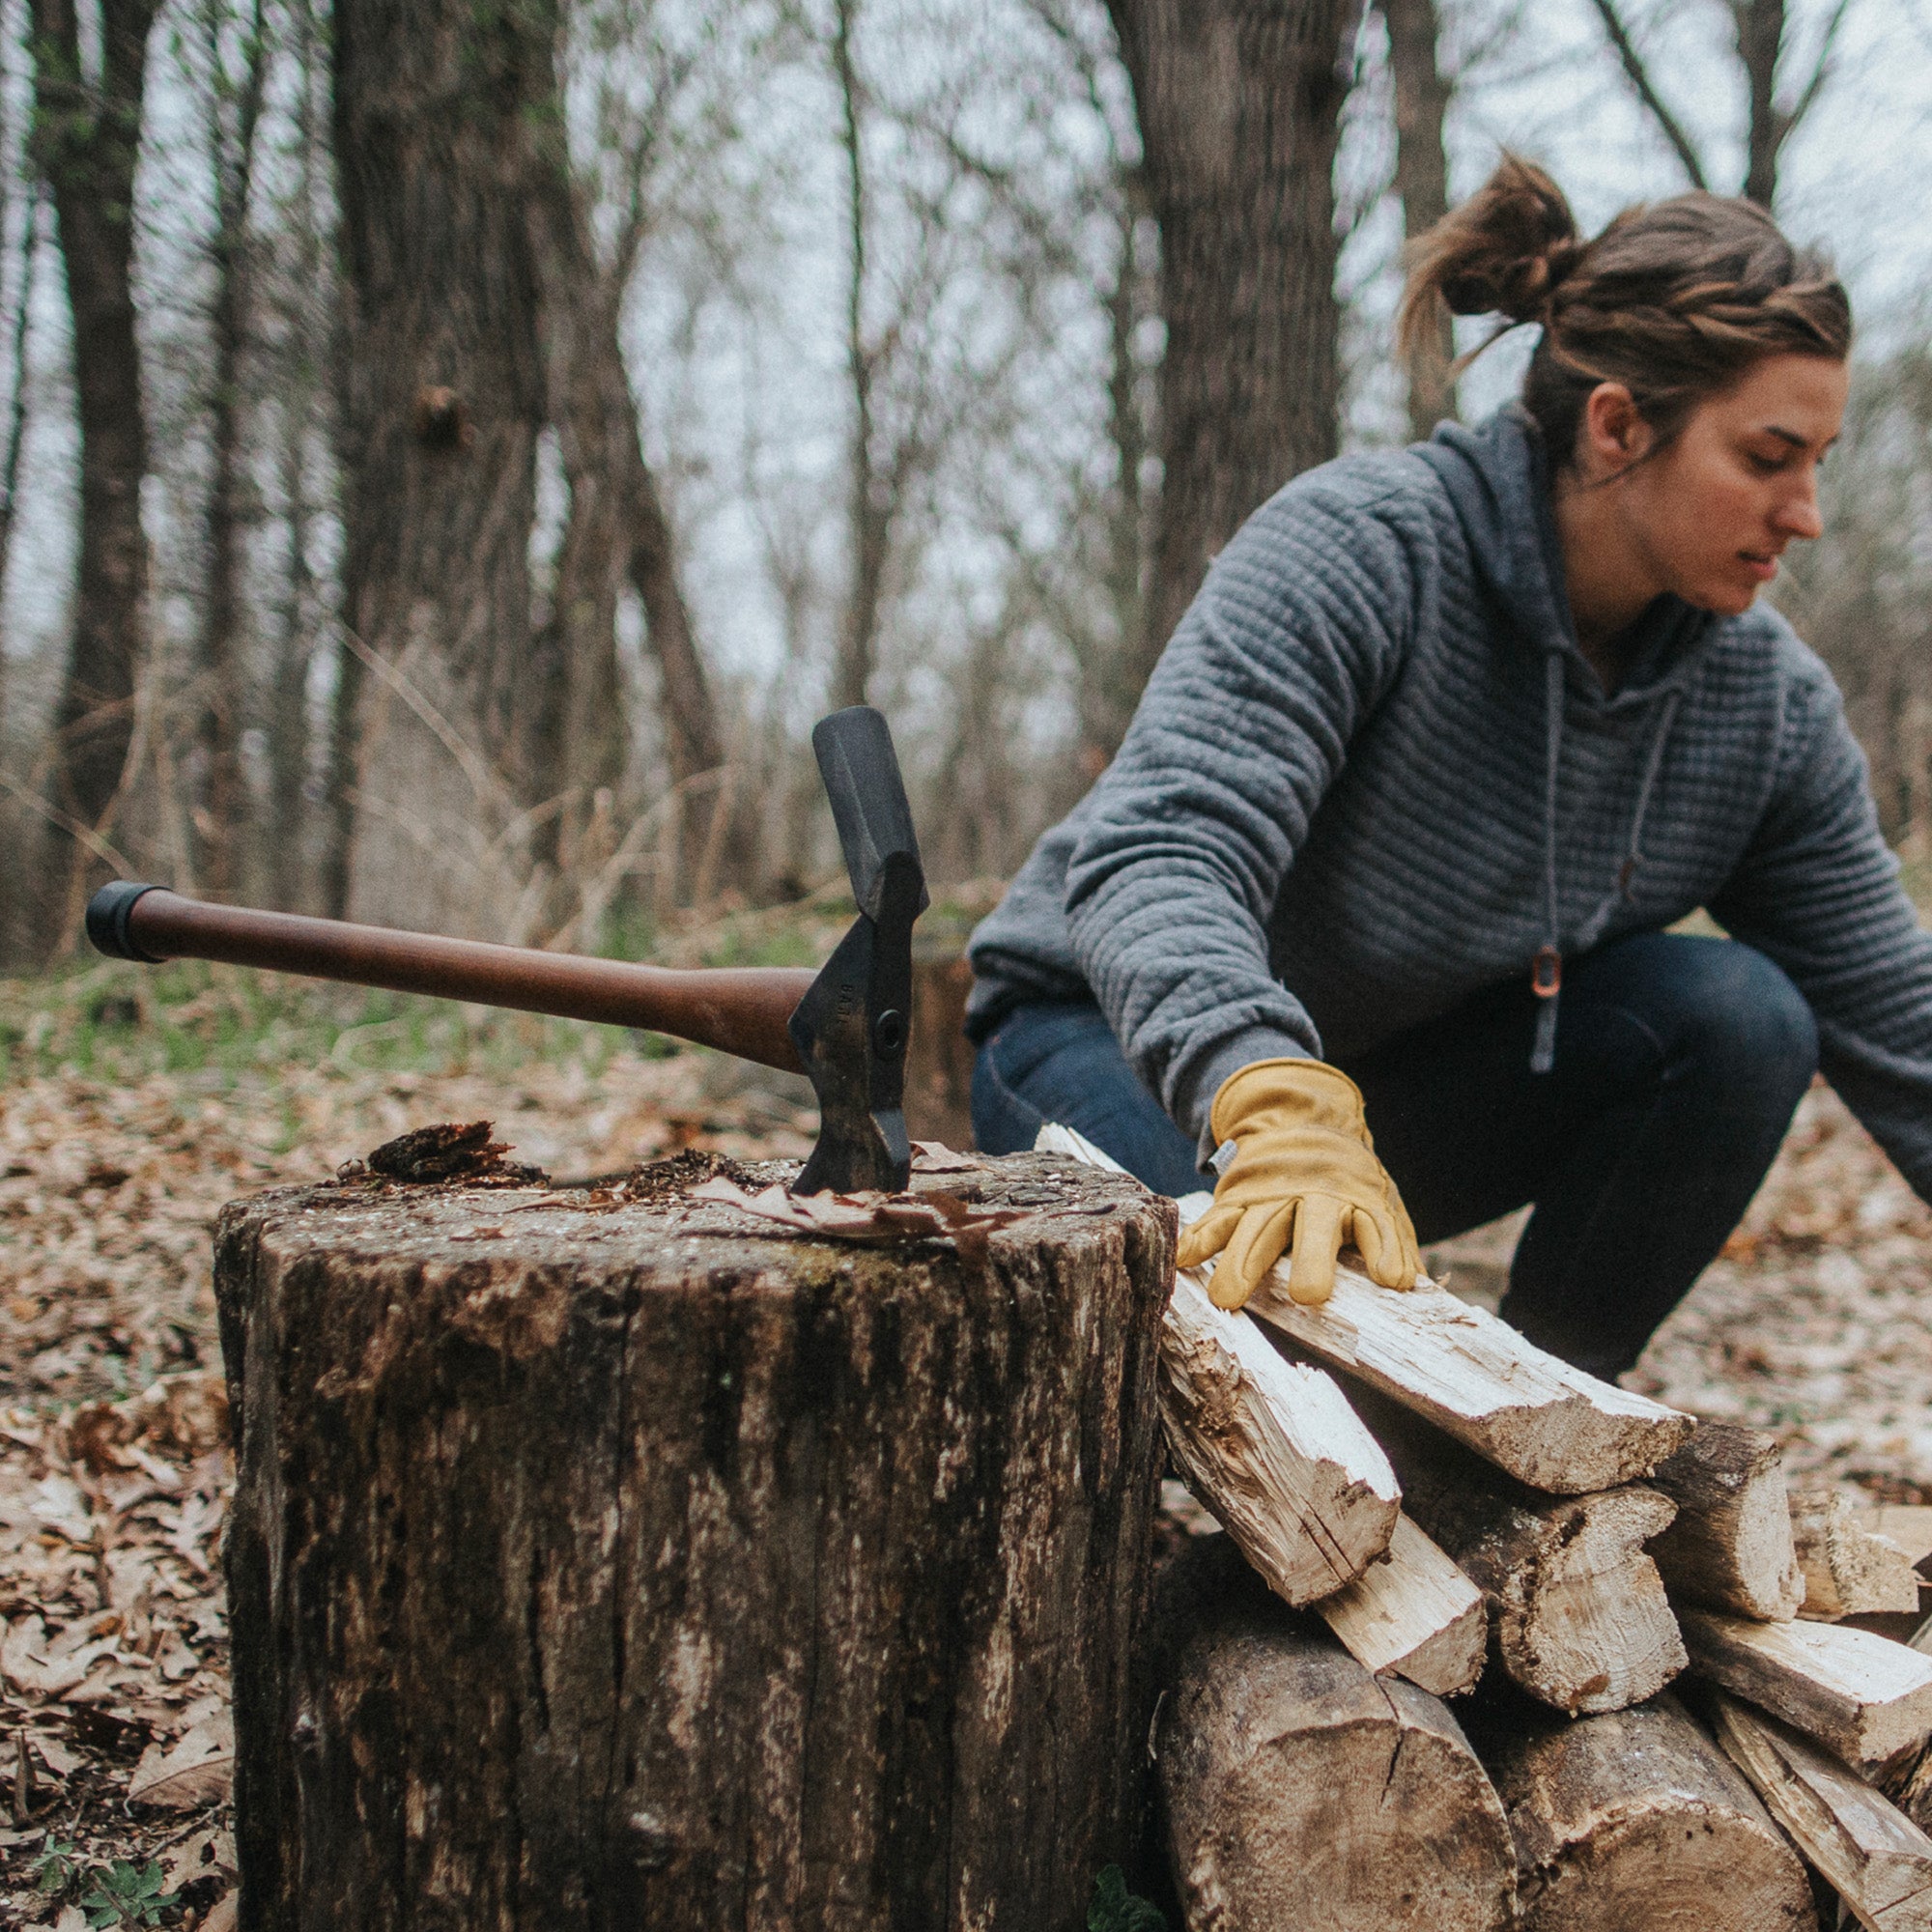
<box><xmin>1208</xmin><ymin>1056</ymin><xmax>1368</xmax><ymax>1142</ymax></box>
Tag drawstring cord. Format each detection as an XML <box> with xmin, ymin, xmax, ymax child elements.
<box><xmin>1530</xmin><ymin>661</ymin><xmax>1685</xmax><ymax>1075</ymax></box>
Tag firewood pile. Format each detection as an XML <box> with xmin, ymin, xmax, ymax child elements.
<box><xmin>1039</xmin><ymin>1123</ymin><xmax>1932</xmax><ymax>1932</ymax></box>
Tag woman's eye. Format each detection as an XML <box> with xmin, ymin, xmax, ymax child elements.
<box><xmin>1746</xmin><ymin>451</ymin><xmax>1785</xmax><ymax>475</ymax></box>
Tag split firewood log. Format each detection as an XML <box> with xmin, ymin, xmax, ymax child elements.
<box><xmin>1681</xmin><ymin>1609</ymin><xmax>1932</xmax><ymax>1775</ymax></box>
<box><xmin>1153</xmin><ymin>1540</ymin><xmax>1515</xmax><ymax>1931</ymax></box>
<box><xmin>1710</xmin><ymin>1690</ymin><xmax>1932</xmax><ymax>1932</ymax></box>
<box><xmin>1790</xmin><ymin>1491</ymin><xmax>1923</xmax><ymax>1622</ymax></box>
<box><xmin>1646</xmin><ymin>1419</ymin><xmax>1804</xmax><ymax>1621</ymax></box>
<box><xmin>1156</xmin><ymin>1264</ymin><xmax>1400</xmax><ymax>1605</ymax></box>
<box><xmin>1476</xmin><ymin>1690</ymin><xmax>1816</xmax><ymax>1931</ymax></box>
<box><xmin>1209</xmin><ymin>1208</ymin><xmax>1692</xmax><ymax>1494</ymax></box>
<box><xmin>1350</xmin><ymin>1385</ymin><xmax>1686</xmax><ymax>1715</ymax></box>
<box><xmin>1315</xmin><ymin>1512</ymin><xmax>1488</xmax><ymax>1697</ymax></box>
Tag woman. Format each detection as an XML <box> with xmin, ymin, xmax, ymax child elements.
<box><xmin>964</xmin><ymin>156</ymin><xmax>1908</xmax><ymax>1382</ymax></box>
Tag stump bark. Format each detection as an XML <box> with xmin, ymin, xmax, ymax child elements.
<box><xmin>213</xmin><ymin>1151</ymin><xmax>1172</xmax><ymax>1931</ymax></box>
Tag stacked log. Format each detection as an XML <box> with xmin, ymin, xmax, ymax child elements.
<box><xmin>1034</xmin><ymin>1124</ymin><xmax>1932</xmax><ymax>1932</ymax></box>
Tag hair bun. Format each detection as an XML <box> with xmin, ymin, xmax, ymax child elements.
<box><xmin>1399</xmin><ymin>154</ymin><xmax>1581</xmax><ymax>353</ymax></box>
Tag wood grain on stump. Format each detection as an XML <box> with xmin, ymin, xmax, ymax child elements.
<box><xmin>214</xmin><ymin>1151</ymin><xmax>1172</xmax><ymax>1931</ymax></box>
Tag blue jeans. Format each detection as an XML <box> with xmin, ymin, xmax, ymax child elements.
<box><xmin>972</xmin><ymin>932</ymin><xmax>1819</xmax><ymax>1378</ymax></box>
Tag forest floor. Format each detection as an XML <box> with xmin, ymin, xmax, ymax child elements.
<box><xmin>3</xmin><ymin>957</ymin><xmax>1931</xmax><ymax>1924</ymax></box>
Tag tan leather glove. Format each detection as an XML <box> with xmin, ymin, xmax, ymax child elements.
<box><xmin>1175</xmin><ymin>1057</ymin><xmax>1423</xmax><ymax>1311</ymax></box>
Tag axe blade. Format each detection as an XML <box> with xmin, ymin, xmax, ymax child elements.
<box><xmin>788</xmin><ymin>707</ymin><xmax>927</xmax><ymax>1197</ymax></box>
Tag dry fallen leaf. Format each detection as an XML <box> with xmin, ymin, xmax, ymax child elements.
<box><xmin>126</xmin><ymin>1710</ymin><xmax>234</xmax><ymax>1810</ymax></box>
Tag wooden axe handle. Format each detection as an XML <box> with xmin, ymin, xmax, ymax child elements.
<box><xmin>99</xmin><ymin>888</ymin><xmax>814</xmax><ymax>1075</ymax></box>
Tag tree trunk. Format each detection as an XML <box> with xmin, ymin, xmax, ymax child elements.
<box><xmin>28</xmin><ymin>0</ymin><xmax>159</xmax><ymax>943</ymax></box>
<box><xmin>522</xmin><ymin>140</ymin><xmax>730</xmax><ymax>898</ymax></box>
<box><xmin>1104</xmin><ymin>0</ymin><xmax>1357</xmax><ymax>656</ymax></box>
<box><xmin>1152</xmin><ymin>1537</ymin><xmax>1517</xmax><ymax>1931</ymax></box>
<box><xmin>1379</xmin><ymin>0</ymin><xmax>1455</xmax><ymax>438</ymax></box>
<box><xmin>197</xmin><ymin>0</ymin><xmax>269</xmax><ymax>901</ymax></box>
<box><xmin>0</xmin><ymin>190</ymin><xmax>37</xmax><ymax>752</ymax></box>
<box><xmin>331</xmin><ymin>0</ymin><xmax>548</xmax><ymax>935</ymax></box>
<box><xmin>214</xmin><ymin>1151</ymin><xmax>1171</xmax><ymax>1929</ymax></box>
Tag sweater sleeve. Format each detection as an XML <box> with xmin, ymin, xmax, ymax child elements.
<box><xmin>1064</xmin><ymin>481</ymin><xmax>1419</xmax><ymax>1150</ymax></box>
<box><xmin>1708</xmin><ymin>665</ymin><xmax>1932</xmax><ymax>1203</ymax></box>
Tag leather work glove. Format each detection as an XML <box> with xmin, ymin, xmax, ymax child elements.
<box><xmin>1175</xmin><ymin>1058</ymin><xmax>1423</xmax><ymax>1311</ymax></box>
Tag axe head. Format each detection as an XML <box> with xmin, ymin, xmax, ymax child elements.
<box><xmin>788</xmin><ymin>707</ymin><xmax>929</xmax><ymax>1196</ymax></box>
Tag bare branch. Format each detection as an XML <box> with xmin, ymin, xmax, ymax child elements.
<box><xmin>1782</xmin><ymin>0</ymin><xmax>1854</xmax><ymax>140</ymax></box>
<box><xmin>1584</xmin><ymin>0</ymin><xmax>1710</xmax><ymax>190</ymax></box>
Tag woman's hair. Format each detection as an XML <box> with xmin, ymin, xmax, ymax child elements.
<box><xmin>1398</xmin><ymin>155</ymin><xmax>1852</xmax><ymax>462</ymax></box>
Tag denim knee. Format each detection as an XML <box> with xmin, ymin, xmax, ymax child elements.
<box><xmin>1610</xmin><ymin>934</ymin><xmax>1819</xmax><ymax>1112</ymax></box>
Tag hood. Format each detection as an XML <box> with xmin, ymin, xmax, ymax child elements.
<box><xmin>1413</xmin><ymin>404</ymin><xmax>1717</xmax><ymax>707</ymax></box>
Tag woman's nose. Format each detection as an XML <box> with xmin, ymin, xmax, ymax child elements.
<box><xmin>1775</xmin><ymin>479</ymin><xmax>1824</xmax><ymax>541</ymax></box>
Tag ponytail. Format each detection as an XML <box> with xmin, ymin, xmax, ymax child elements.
<box><xmin>1400</xmin><ymin>153</ymin><xmax>1853</xmax><ymax>462</ymax></box>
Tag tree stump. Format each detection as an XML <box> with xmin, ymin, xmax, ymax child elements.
<box><xmin>213</xmin><ymin>1151</ymin><xmax>1172</xmax><ymax>1930</ymax></box>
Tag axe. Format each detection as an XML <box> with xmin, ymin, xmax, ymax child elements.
<box><xmin>83</xmin><ymin>706</ymin><xmax>929</xmax><ymax>1196</ymax></box>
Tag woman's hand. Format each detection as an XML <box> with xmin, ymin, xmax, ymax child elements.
<box><xmin>1176</xmin><ymin>1058</ymin><xmax>1423</xmax><ymax>1310</ymax></box>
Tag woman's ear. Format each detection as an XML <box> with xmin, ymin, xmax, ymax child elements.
<box><xmin>1577</xmin><ymin>383</ymin><xmax>1654</xmax><ymax>476</ymax></box>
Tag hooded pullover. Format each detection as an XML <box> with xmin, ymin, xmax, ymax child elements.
<box><xmin>966</xmin><ymin>406</ymin><xmax>1932</xmax><ymax>1189</ymax></box>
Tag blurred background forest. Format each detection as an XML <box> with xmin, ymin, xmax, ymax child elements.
<box><xmin>0</xmin><ymin>0</ymin><xmax>1929</xmax><ymax>970</ymax></box>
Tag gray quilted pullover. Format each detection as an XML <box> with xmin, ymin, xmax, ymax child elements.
<box><xmin>966</xmin><ymin>405</ymin><xmax>1932</xmax><ymax>1188</ymax></box>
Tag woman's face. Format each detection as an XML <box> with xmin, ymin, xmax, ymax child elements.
<box><xmin>1589</xmin><ymin>353</ymin><xmax>1849</xmax><ymax>617</ymax></box>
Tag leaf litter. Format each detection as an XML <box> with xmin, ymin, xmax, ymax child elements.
<box><xmin>1</xmin><ymin>1042</ymin><xmax>1926</xmax><ymax>1922</ymax></box>
<box><xmin>0</xmin><ymin>1039</ymin><xmax>810</xmax><ymax>1925</ymax></box>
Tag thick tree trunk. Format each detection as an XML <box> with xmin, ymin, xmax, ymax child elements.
<box><xmin>1104</xmin><ymin>0</ymin><xmax>1357</xmax><ymax>657</ymax></box>
<box><xmin>1379</xmin><ymin>0</ymin><xmax>1455</xmax><ymax>438</ymax></box>
<box><xmin>28</xmin><ymin>0</ymin><xmax>159</xmax><ymax>941</ymax></box>
<box><xmin>214</xmin><ymin>1151</ymin><xmax>1170</xmax><ymax>1929</ymax></box>
<box><xmin>331</xmin><ymin>0</ymin><xmax>547</xmax><ymax>934</ymax></box>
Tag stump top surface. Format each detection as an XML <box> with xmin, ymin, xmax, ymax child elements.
<box><xmin>217</xmin><ymin>1149</ymin><xmax>1170</xmax><ymax>1276</ymax></box>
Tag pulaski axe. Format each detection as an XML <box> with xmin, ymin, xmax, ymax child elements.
<box><xmin>83</xmin><ymin>706</ymin><xmax>930</xmax><ymax>1197</ymax></box>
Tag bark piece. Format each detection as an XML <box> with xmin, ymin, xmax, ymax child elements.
<box><xmin>216</xmin><ymin>1153</ymin><xmax>1171</xmax><ymax>1931</ymax></box>
<box><xmin>1480</xmin><ymin>1691</ymin><xmax>1816</xmax><ymax>1930</ymax></box>
<box><xmin>1681</xmin><ymin>1608</ymin><xmax>1932</xmax><ymax>1774</ymax></box>
<box><xmin>1793</xmin><ymin>1491</ymin><xmax>1924</xmax><ymax>1621</ymax></box>
<box><xmin>1158</xmin><ymin>1264</ymin><xmax>1399</xmax><ymax>1605</ymax></box>
<box><xmin>1316</xmin><ymin>1512</ymin><xmax>1488</xmax><ymax>1697</ymax></box>
<box><xmin>1365</xmin><ymin>1392</ymin><xmax>1687</xmax><ymax>1715</ymax></box>
<box><xmin>1172</xmin><ymin>1188</ymin><xmax>1692</xmax><ymax>1492</ymax></box>
<box><xmin>1647</xmin><ymin>1418</ymin><xmax>1804</xmax><ymax>1620</ymax></box>
<box><xmin>1155</xmin><ymin>1558</ymin><xmax>1515</xmax><ymax>1931</ymax></box>
<box><xmin>1711</xmin><ymin>1690</ymin><xmax>1932</xmax><ymax>1931</ymax></box>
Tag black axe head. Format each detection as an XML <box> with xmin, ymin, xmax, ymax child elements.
<box><xmin>787</xmin><ymin>707</ymin><xmax>929</xmax><ymax>1197</ymax></box>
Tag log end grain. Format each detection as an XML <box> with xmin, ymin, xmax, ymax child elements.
<box><xmin>1479</xmin><ymin>1693</ymin><xmax>1817</xmax><ymax>1932</ymax></box>
<box><xmin>1155</xmin><ymin>1550</ymin><xmax>1515</xmax><ymax>1932</ymax></box>
<box><xmin>1317</xmin><ymin>1513</ymin><xmax>1487</xmax><ymax>1697</ymax></box>
<box><xmin>1648</xmin><ymin>1420</ymin><xmax>1805</xmax><ymax>1621</ymax></box>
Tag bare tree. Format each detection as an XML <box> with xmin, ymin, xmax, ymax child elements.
<box><xmin>194</xmin><ymin>0</ymin><xmax>270</xmax><ymax>899</ymax></box>
<box><xmin>1104</xmin><ymin>0</ymin><xmax>1363</xmax><ymax>654</ymax></box>
<box><xmin>0</xmin><ymin>189</ymin><xmax>37</xmax><ymax>749</ymax></box>
<box><xmin>329</xmin><ymin>0</ymin><xmax>549</xmax><ymax>934</ymax></box>
<box><xmin>27</xmin><ymin>0</ymin><xmax>162</xmax><ymax>942</ymax></box>
<box><xmin>1380</xmin><ymin>0</ymin><xmax>1455</xmax><ymax>437</ymax></box>
<box><xmin>264</xmin><ymin>0</ymin><xmax>328</xmax><ymax>912</ymax></box>
<box><xmin>1586</xmin><ymin>0</ymin><xmax>1855</xmax><ymax>207</ymax></box>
